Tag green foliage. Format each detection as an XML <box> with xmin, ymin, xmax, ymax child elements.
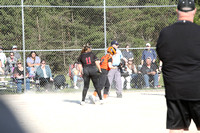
<box><xmin>0</xmin><ymin>8</ymin><xmax>22</xmax><ymax>49</ymax></box>
<box><xmin>0</xmin><ymin>1</ymin><xmax>179</xmax><ymax>73</ymax></box>
<box><xmin>0</xmin><ymin>1</ymin><xmax>178</xmax><ymax>49</ymax></box>
<box><xmin>194</xmin><ymin>4</ymin><xmax>200</xmax><ymax>25</ymax></box>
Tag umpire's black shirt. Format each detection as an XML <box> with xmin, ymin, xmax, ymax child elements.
<box><xmin>156</xmin><ymin>20</ymin><xmax>200</xmax><ymax>100</ymax></box>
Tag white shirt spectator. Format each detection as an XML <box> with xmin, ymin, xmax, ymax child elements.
<box><xmin>0</xmin><ymin>52</ymin><xmax>7</xmax><ymax>68</ymax></box>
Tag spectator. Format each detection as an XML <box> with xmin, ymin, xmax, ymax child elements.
<box><xmin>71</xmin><ymin>62</ymin><xmax>83</xmax><ymax>89</ymax></box>
<box><xmin>122</xmin><ymin>44</ymin><xmax>134</xmax><ymax>60</ymax></box>
<box><xmin>0</xmin><ymin>60</ymin><xmax>4</xmax><ymax>75</ymax></box>
<box><xmin>13</xmin><ymin>60</ymin><xmax>30</xmax><ymax>93</ymax></box>
<box><xmin>139</xmin><ymin>57</ymin><xmax>158</xmax><ymax>88</ymax></box>
<box><xmin>108</xmin><ymin>40</ymin><xmax>127</xmax><ymax>98</ymax></box>
<box><xmin>6</xmin><ymin>52</ymin><xmax>17</xmax><ymax>74</ymax></box>
<box><xmin>0</xmin><ymin>46</ymin><xmax>7</xmax><ymax>81</ymax></box>
<box><xmin>156</xmin><ymin>0</ymin><xmax>200</xmax><ymax>132</ymax></box>
<box><xmin>157</xmin><ymin>60</ymin><xmax>163</xmax><ymax>88</ymax></box>
<box><xmin>26</xmin><ymin>51</ymin><xmax>41</xmax><ymax>79</ymax></box>
<box><xmin>0</xmin><ymin>46</ymin><xmax>7</xmax><ymax>70</ymax></box>
<box><xmin>141</xmin><ymin>43</ymin><xmax>157</xmax><ymax>65</ymax></box>
<box><xmin>121</xmin><ymin>58</ymin><xmax>138</xmax><ymax>89</ymax></box>
<box><xmin>12</xmin><ymin>45</ymin><xmax>21</xmax><ymax>61</ymax></box>
<box><xmin>36</xmin><ymin>60</ymin><xmax>53</xmax><ymax>90</ymax></box>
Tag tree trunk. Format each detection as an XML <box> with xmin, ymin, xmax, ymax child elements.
<box><xmin>36</xmin><ymin>16</ymin><xmax>42</xmax><ymax>52</ymax></box>
<box><xmin>62</xmin><ymin>32</ymin><xmax>67</xmax><ymax>68</ymax></box>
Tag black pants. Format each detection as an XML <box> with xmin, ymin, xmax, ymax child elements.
<box><xmin>166</xmin><ymin>99</ymin><xmax>200</xmax><ymax>130</ymax></box>
<box><xmin>82</xmin><ymin>66</ymin><xmax>102</xmax><ymax>101</ymax></box>
<box><xmin>99</xmin><ymin>69</ymin><xmax>110</xmax><ymax>95</ymax></box>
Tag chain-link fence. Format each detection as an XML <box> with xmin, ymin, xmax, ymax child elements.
<box><xmin>0</xmin><ymin>0</ymin><xmax>179</xmax><ymax>94</ymax></box>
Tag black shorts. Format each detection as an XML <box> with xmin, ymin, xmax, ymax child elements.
<box><xmin>166</xmin><ymin>99</ymin><xmax>200</xmax><ymax>130</ymax></box>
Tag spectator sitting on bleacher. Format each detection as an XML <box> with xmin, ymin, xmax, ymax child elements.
<box><xmin>71</xmin><ymin>62</ymin><xmax>82</xmax><ymax>89</ymax></box>
<box><xmin>0</xmin><ymin>46</ymin><xmax>7</xmax><ymax>68</ymax></box>
<box><xmin>13</xmin><ymin>60</ymin><xmax>30</xmax><ymax>93</ymax></box>
<box><xmin>6</xmin><ymin>52</ymin><xmax>17</xmax><ymax>74</ymax></box>
<box><xmin>26</xmin><ymin>51</ymin><xmax>41</xmax><ymax>80</ymax></box>
<box><xmin>139</xmin><ymin>57</ymin><xmax>158</xmax><ymax>88</ymax></box>
<box><xmin>12</xmin><ymin>45</ymin><xmax>21</xmax><ymax>61</ymax></box>
<box><xmin>122</xmin><ymin>44</ymin><xmax>134</xmax><ymax>61</ymax></box>
<box><xmin>0</xmin><ymin>60</ymin><xmax>4</xmax><ymax>75</ymax></box>
<box><xmin>141</xmin><ymin>43</ymin><xmax>157</xmax><ymax>65</ymax></box>
<box><xmin>121</xmin><ymin>58</ymin><xmax>137</xmax><ymax>89</ymax></box>
<box><xmin>0</xmin><ymin>46</ymin><xmax>7</xmax><ymax>81</ymax></box>
<box><xmin>36</xmin><ymin>60</ymin><xmax>53</xmax><ymax>90</ymax></box>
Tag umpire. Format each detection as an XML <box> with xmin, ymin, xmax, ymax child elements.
<box><xmin>108</xmin><ymin>40</ymin><xmax>127</xmax><ymax>98</ymax></box>
<box><xmin>156</xmin><ymin>0</ymin><xmax>200</xmax><ymax>132</ymax></box>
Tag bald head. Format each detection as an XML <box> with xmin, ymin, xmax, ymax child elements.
<box><xmin>176</xmin><ymin>8</ymin><xmax>196</xmax><ymax>22</ymax></box>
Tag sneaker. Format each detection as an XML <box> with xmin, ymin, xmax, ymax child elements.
<box><xmin>154</xmin><ymin>86</ymin><xmax>158</xmax><ymax>89</ymax></box>
<box><xmin>74</xmin><ymin>86</ymin><xmax>79</xmax><ymax>89</ymax></box>
<box><xmin>80</xmin><ymin>101</ymin><xmax>85</xmax><ymax>105</ymax></box>
<box><xmin>117</xmin><ymin>93</ymin><xmax>122</xmax><ymax>98</ymax></box>
<box><xmin>60</xmin><ymin>86</ymin><xmax>64</xmax><ymax>90</ymax></box>
<box><xmin>99</xmin><ymin>100</ymin><xmax>104</xmax><ymax>105</ymax></box>
<box><xmin>89</xmin><ymin>95</ymin><xmax>96</xmax><ymax>104</ymax></box>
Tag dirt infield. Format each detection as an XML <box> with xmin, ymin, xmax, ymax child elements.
<box><xmin>0</xmin><ymin>90</ymin><xmax>199</xmax><ymax>133</ymax></box>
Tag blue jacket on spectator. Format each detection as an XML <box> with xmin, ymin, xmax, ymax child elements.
<box><xmin>36</xmin><ymin>65</ymin><xmax>52</xmax><ymax>78</ymax></box>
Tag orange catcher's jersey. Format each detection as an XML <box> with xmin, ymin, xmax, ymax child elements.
<box><xmin>100</xmin><ymin>54</ymin><xmax>112</xmax><ymax>71</ymax></box>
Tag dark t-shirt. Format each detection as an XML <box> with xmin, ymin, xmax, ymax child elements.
<box><xmin>156</xmin><ymin>21</ymin><xmax>200</xmax><ymax>100</ymax></box>
<box><xmin>140</xmin><ymin>63</ymin><xmax>157</xmax><ymax>75</ymax></box>
<box><xmin>13</xmin><ymin>67</ymin><xmax>28</xmax><ymax>78</ymax></box>
<box><xmin>77</xmin><ymin>52</ymin><xmax>98</xmax><ymax>67</ymax></box>
<box><xmin>13</xmin><ymin>67</ymin><xmax>24</xmax><ymax>76</ymax></box>
<box><xmin>122</xmin><ymin>50</ymin><xmax>134</xmax><ymax>60</ymax></box>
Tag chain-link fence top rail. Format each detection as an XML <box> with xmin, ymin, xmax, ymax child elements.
<box><xmin>0</xmin><ymin>0</ymin><xmax>178</xmax><ymax>6</ymax></box>
<box><xmin>0</xmin><ymin>0</ymin><xmax>199</xmax><ymax>93</ymax></box>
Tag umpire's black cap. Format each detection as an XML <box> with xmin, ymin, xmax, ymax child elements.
<box><xmin>111</xmin><ymin>40</ymin><xmax>119</xmax><ymax>46</ymax></box>
<box><xmin>178</xmin><ymin>0</ymin><xmax>195</xmax><ymax>12</ymax></box>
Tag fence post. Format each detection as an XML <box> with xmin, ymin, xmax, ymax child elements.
<box><xmin>21</xmin><ymin>0</ymin><xmax>27</xmax><ymax>92</ymax></box>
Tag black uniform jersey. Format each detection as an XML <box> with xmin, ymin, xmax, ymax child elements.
<box><xmin>156</xmin><ymin>21</ymin><xmax>200</xmax><ymax>100</ymax></box>
<box><xmin>78</xmin><ymin>52</ymin><xmax>98</xmax><ymax>67</ymax></box>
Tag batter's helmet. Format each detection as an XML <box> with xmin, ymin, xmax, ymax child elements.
<box><xmin>107</xmin><ymin>46</ymin><xmax>116</xmax><ymax>55</ymax></box>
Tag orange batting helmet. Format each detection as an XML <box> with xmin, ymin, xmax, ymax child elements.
<box><xmin>107</xmin><ymin>46</ymin><xmax>116</xmax><ymax>55</ymax></box>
